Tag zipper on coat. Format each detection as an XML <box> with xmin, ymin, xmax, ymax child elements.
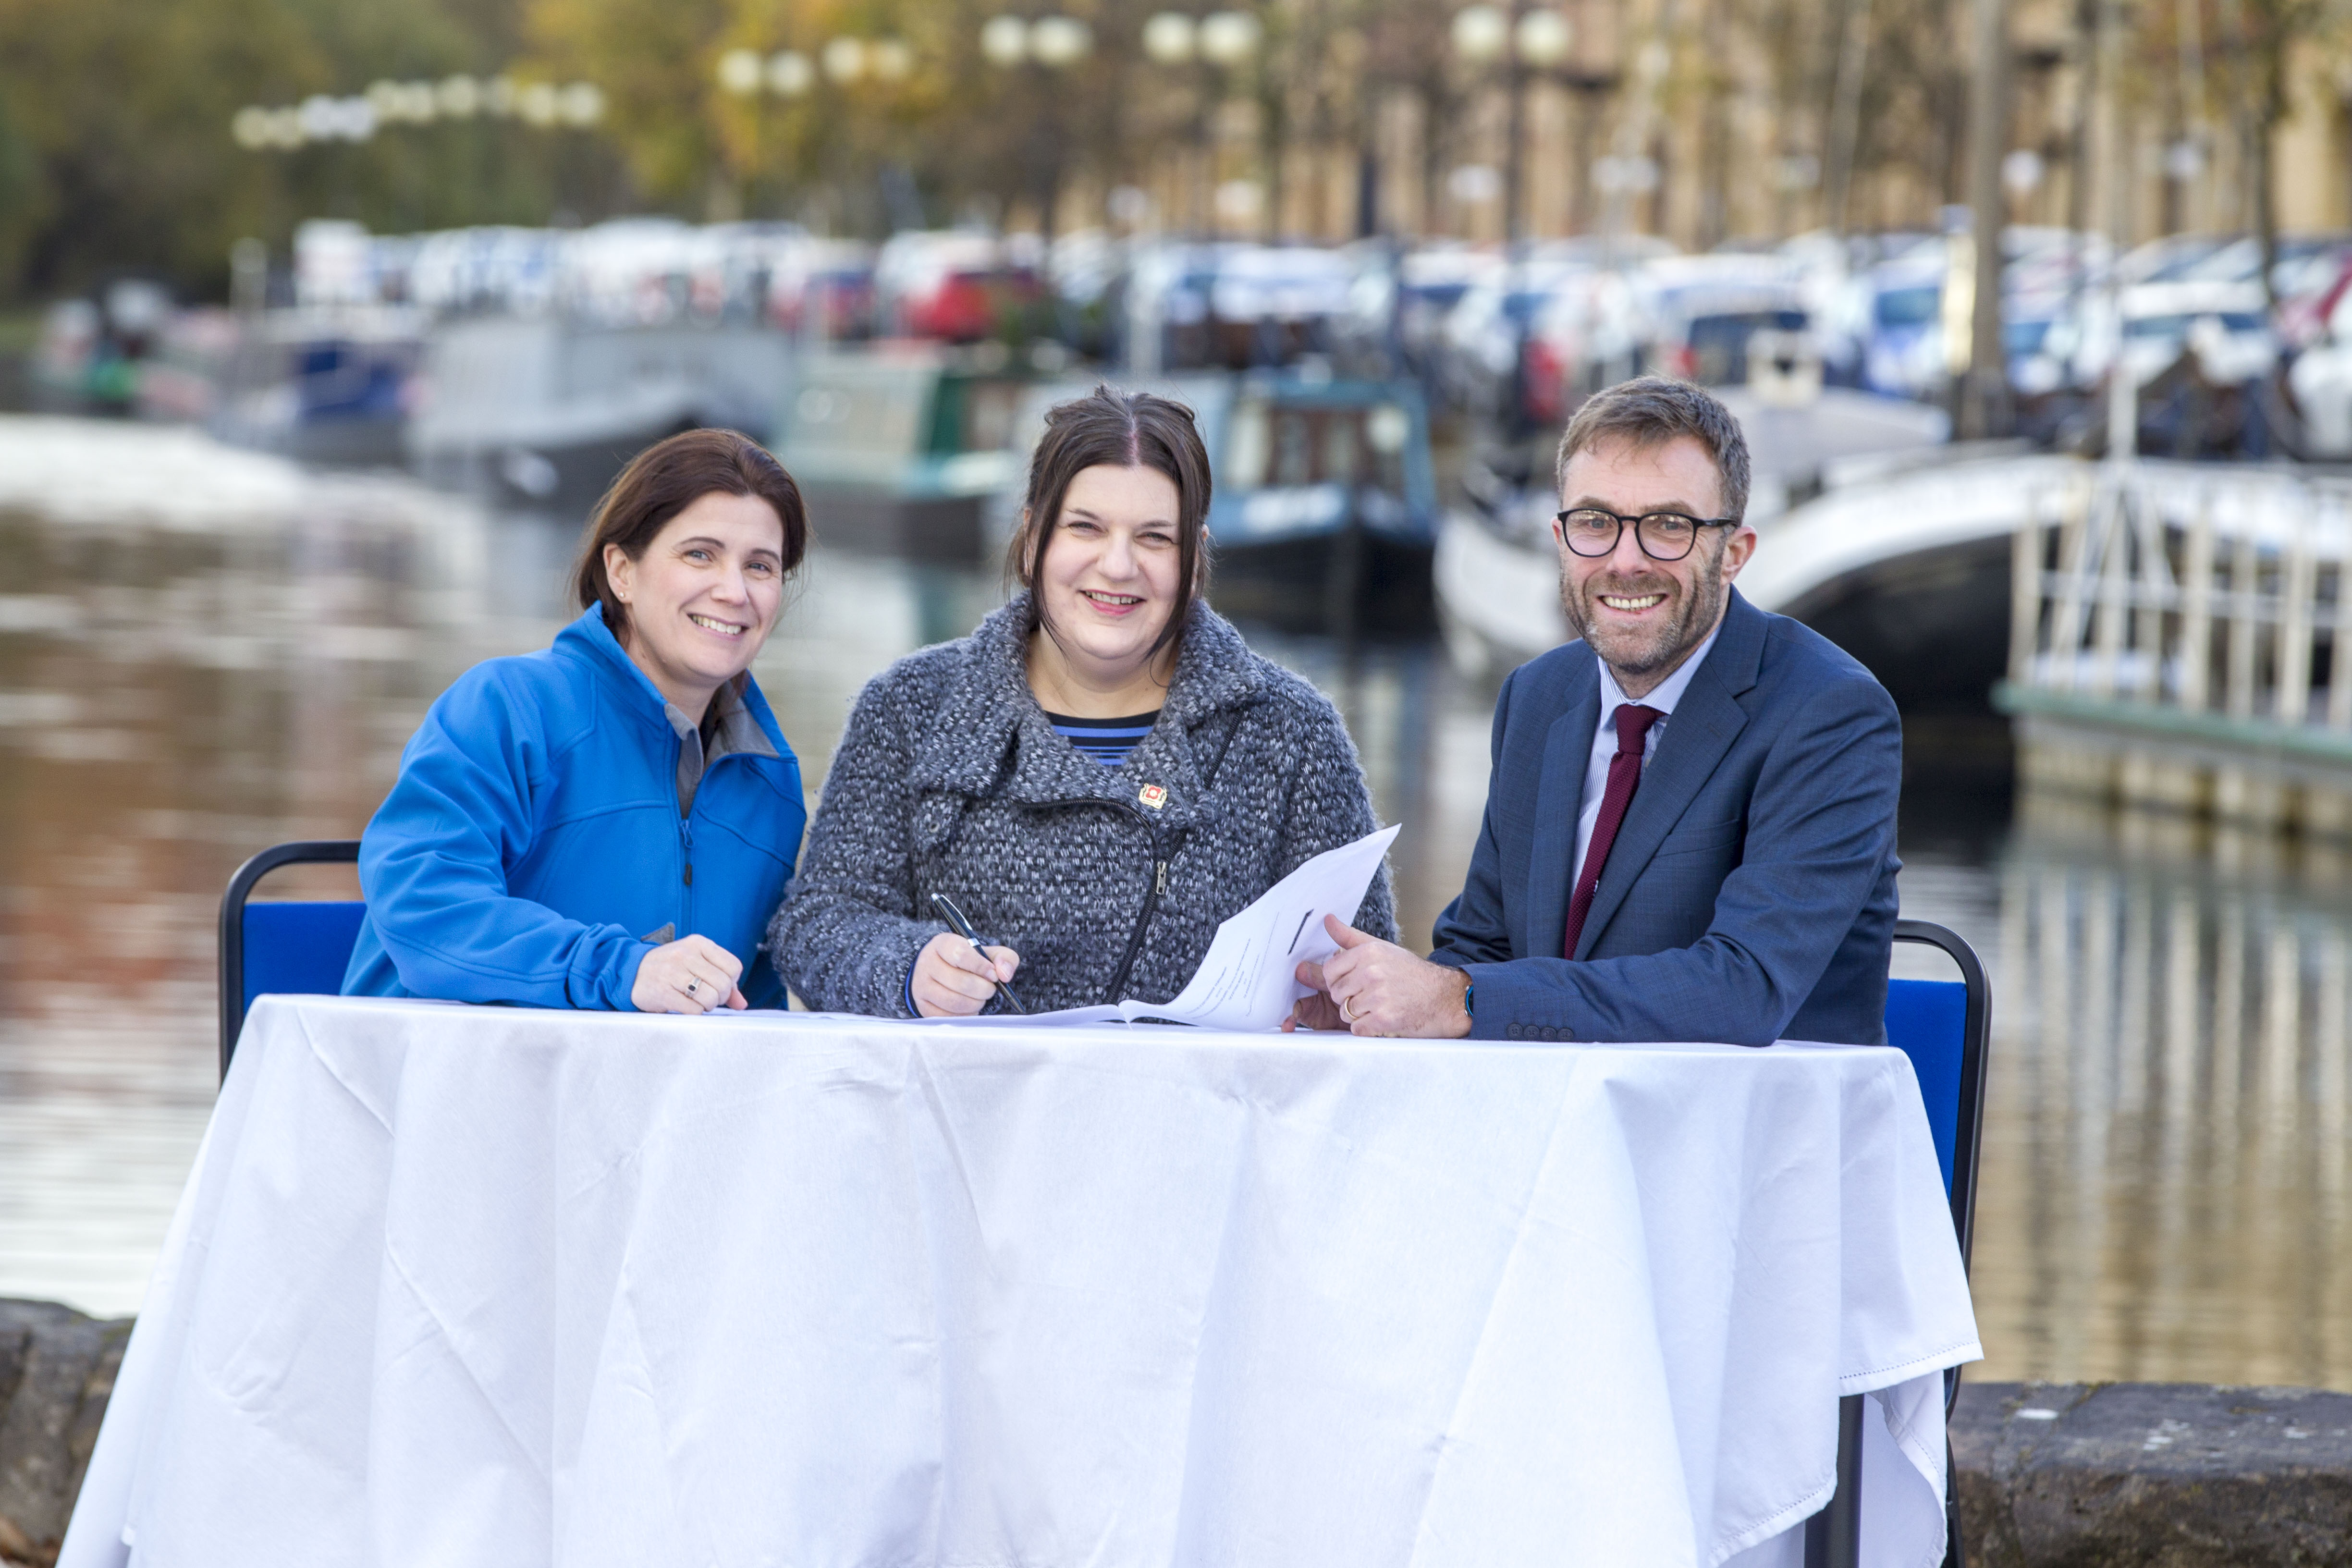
<box><xmin>1019</xmin><ymin>718</ymin><xmax>1240</xmax><ymax>1000</ymax></box>
<box><xmin>674</xmin><ymin>723</ymin><xmax>702</xmax><ymax>926</ymax></box>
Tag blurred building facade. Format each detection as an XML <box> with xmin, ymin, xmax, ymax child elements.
<box><xmin>1042</xmin><ymin>0</ymin><xmax>2352</xmax><ymax>250</ymax></box>
<box><xmin>7</xmin><ymin>0</ymin><xmax>2352</xmax><ymax>302</ymax></box>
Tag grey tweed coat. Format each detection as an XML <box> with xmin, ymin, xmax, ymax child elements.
<box><xmin>770</xmin><ymin>593</ymin><xmax>1397</xmax><ymax>1016</ymax></box>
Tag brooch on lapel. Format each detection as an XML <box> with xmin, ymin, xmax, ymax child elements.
<box><xmin>1138</xmin><ymin>783</ymin><xmax>1169</xmax><ymax>810</ymax></box>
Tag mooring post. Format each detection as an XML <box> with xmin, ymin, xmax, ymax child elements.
<box><xmin>2129</xmin><ymin>472</ymin><xmax>2168</xmax><ymax>704</ymax></box>
<box><xmin>2011</xmin><ymin>489</ymin><xmax>2045</xmax><ymax>686</ymax></box>
<box><xmin>2227</xmin><ymin>525</ymin><xmax>2259</xmax><ymax>722</ymax></box>
<box><xmin>2327</xmin><ymin>490</ymin><xmax>2352</xmax><ymax>734</ymax></box>
<box><xmin>2179</xmin><ymin>494</ymin><xmax>2216</xmax><ymax>714</ymax></box>
<box><xmin>2279</xmin><ymin>512</ymin><xmax>2316</xmax><ymax>726</ymax></box>
<box><xmin>2049</xmin><ymin>481</ymin><xmax>2095</xmax><ymax>692</ymax></box>
<box><xmin>2094</xmin><ymin>482</ymin><xmax>2131</xmax><ymax>699</ymax></box>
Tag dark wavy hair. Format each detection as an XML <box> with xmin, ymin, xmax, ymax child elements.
<box><xmin>572</xmin><ymin>428</ymin><xmax>810</xmax><ymax>635</ymax></box>
<box><xmin>1006</xmin><ymin>385</ymin><xmax>1213</xmax><ymax>662</ymax></box>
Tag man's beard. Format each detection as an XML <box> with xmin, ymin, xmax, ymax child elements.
<box><xmin>1559</xmin><ymin>539</ymin><xmax>1728</xmax><ymax>683</ymax></box>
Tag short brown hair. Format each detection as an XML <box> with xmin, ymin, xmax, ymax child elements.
<box><xmin>1007</xmin><ymin>385</ymin><xmax>1213</xmax><ymax>661</ymax></box>
<box><xmin>1556</xmin><ymin>376</ymin><xmax>1752</xmax><ymax>524</ymax></box>
<box><xmin>573</xmin><ymin>428</ymin><xmax>810</xmax><ymax>633</ymax></box>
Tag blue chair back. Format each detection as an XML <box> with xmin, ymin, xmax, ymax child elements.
<box><xmin>1885</xmin><ymin>920</ymin><xmax>1990</xmax><ymax>1271</ymax></box>
<box><xmin>241</xmin><ymin>901</ymin><xmax>368</xmax><ymax>1010</ymax></box>
<box><xmin>1884</xmin><ymin>978</ymin><xmax>1967</xmax><ymax>1194</ymax></box>
<box><xmin>219</xmin><ymin>841</ymin><xmax>364</xmax><ymax>1081</ymax></box>
<box><xmin>1806</xmin><ymin>920</ymin><xmax>1991</xmax><ymax>1568</ymax></box>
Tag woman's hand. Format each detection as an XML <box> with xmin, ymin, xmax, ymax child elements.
<box><xmin>1283</xmin><ymin>968</ymin><xmax>1349</xmax><ymax>1032</ymax></box>
<box><xmin>633</xmin><ymin>935</ymin><xmax>748</xmax><ymax>1014</ymax></box>
<box><xmin>912</xmin><ymin>931</ymin><xmax>1020</xmax><ymax>1017</ymax></box>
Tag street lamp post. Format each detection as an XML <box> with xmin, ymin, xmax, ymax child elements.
<box><xmin>768</xmin><ymin>51</ymin><xmax>815</xmax><ymax>97</ymax></box>
<box><xmin>1449</xmin><ymin>4</ymin><xmax>1513</xmax><ymax>239</ymax></box>
<box><xmin>1196</xmin><ymin>11</ymin><xmax>1263</xmax><ymax>235</ymax></box>
<box><xmin>1140</xmin><ymin>12</ymin><xmax>1208</xmax><ymax>233</ymax></box>
<box><xmin>718</xmin><ymin>48</ymin><xmax>766</xmax><ymax>218</ymax></box>
<box><xmin>1598</xmin><ymin>37</ymin><xmax>1671</xmax><ymax>260</ymax></box>
<box><xmin>1450</xmin><ymin>4</ymin><xmax>1573</xmax><ymax>241</ymax></box>
<box><xmin>232</xmin><ymin>74</ymin><xmax>603</xmax><ymax>234</ymax></box>
<box><xmin>981</xmin><ymin>14</ymin><xmax>1095</xmax><ymax>239</ymax></box>
<box><xmin>1512</xmin><ymin>10</ymin><xmax>1573</xmax><ymax>236</ymax></box>
<box><xmin>1453</xmin><ymin>5</ymin><xmax>1575</xmax><ymax>432</ymax></box>
<box><xmin>718</xmin><ymin>39</ymin><xmax>900</xmax><ymax>224</ymax></box>
<box><xmin>1959</xmin><ymin>0</ymin><xmax>2013</xmax><ymax>439</ymax></box>
<box><xmin>1136</xmin><ymin>11</ymin><xmax>1262</xmax><ymax>235</ymax></box>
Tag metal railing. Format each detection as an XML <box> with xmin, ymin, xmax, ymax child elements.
<box><xmin>2001</xmin><ymin>462</ymin><xmax>2352</xmax><ymax>764</ymax></box>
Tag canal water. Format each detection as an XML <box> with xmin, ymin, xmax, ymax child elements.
<box><xmin>0</xmin><ymin>415</ymin><xmax>2345</xmax><ymax>1391</ymax></box>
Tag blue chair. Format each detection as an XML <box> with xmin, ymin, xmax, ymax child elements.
<box><xmin>217</xmin><ymin>840</ymin><xmax>365</xmax><ymax>1082</ymax></box>
<box><xmin>1805</xmin><ymin>919</ymin><xmax>1990</xmax><ymax>1568</ymax></box>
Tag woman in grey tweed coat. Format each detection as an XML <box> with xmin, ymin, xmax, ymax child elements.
<box><xmin>769</xmin><ymin>388</ymin><xmax>1395</xmax><ymax>1017</ymax></box>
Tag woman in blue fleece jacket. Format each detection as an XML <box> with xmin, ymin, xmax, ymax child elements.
<box><xmin>341</xmin><ymin>429</ymin><xmax>809</xmax><ymax>1013</ymax></box>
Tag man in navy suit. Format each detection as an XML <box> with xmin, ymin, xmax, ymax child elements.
<box><xmin>1291</xmin><ymin>377</ymin><xmax>1901</xmax><ymax>1045</ymax></box>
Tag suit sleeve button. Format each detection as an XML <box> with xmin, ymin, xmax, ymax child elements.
<box><xmin>1506</xmin><ymin>1023</ymin><xmax>1523</xmax><ymax>1040</ymax></box>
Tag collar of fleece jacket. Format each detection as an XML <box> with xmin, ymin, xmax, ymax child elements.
<box><xmin>906</xmin><ymin>594</ymin><xmax>1262</xmax><ymax>831</ymax></box>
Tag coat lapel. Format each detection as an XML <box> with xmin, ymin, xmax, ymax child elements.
<box><xmin>903</xmin><ymin>594</ymin><xmax>1251</xmax><ymax>837</ymax></box>
<box><xmin>1526</xmin><ymin>653</ymin><xmax>1600</xmax><ymax>959</ymax></box>
<box><xmin>1572</xmin><ymin>590</ymin><xmax>1767</xmax><ymax>959</ymax></box>
<box><xmin>906</xmin><ymin>601</ymin><xmax>1029</xmax><ymax>800</ymax></box>
<box><xmin>1117</xmin><ymin>604</ymin><xmax>1257</xmax><ymax>832</ymax></box>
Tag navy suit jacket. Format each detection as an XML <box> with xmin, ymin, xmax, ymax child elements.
<box><xmin>1429</xmin><ymin>589</ymin><xmax>1902</xmax><ymax>1046</ymax></box>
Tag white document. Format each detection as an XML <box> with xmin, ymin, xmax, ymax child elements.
<box><xmin>911</xmin><ymin>824</ymin><xmax>1402</xmax><ymax>1032</ymax></box>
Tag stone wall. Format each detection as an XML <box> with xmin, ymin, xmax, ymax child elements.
<box><xmin>1954</xmin><ymin>1380</ymin><xmax>2352</xmax><ymax>1567</ymax></box>
<box><xmin>0</xmin><ymin>1301</ymin><xmax>130</xmax><ymax>1568</ymax></box>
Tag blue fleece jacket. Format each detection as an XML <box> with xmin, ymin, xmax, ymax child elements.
<box><xmin>341</xmin><ymin>606</ymin><xmax>806</xmax><ymax>1009</ymax></box>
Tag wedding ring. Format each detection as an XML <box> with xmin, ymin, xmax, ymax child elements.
<box><xmin>1340</xmin><ymin>995</ymin><xmax>1360</xmax><ymax>1024</ymax></box>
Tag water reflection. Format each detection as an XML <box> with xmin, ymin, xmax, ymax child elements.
<box><xmin>0</xmin><ymin>425</ymin><xmax>501</xmax><ymax>1312</ymax></box>
<box><xmin>0</xmin><ymin>416</ymin><xmax>2346</xmax><ymax>1396</ymax></box>
<box><xmin>1972</xmin><ymin>792</ymin><xmax>2352</xmax><ymax>1388</ymax></box>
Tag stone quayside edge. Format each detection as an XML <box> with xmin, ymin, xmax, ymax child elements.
<box><xmin>1954</xmin><ymin>1379</ymin><xmax>2352</xmax><ymax>1566</ymax></box>
<box><xmin>2</xmin><ymin>1298</ymin><xmax>2349</xmax><ymax>1566</ymax></box>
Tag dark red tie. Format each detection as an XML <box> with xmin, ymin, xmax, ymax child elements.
<box><xmin>1563</xmin><ymin>703</ymin><xmax>1663</xmax><ymax>958</ymax></box>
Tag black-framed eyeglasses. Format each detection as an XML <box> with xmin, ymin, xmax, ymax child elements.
<box><xmin>1553</xmin><ymin>507</ymin><xmax>1739</xmax><ymax>562</ymax></box>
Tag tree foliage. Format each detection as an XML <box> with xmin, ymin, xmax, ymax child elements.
<box><xmin>0</xmin><ymin>0</ymin><xmax>630</xmax><ymax>302</ymax></box>
<box><xmin>7</xmin><ymin>0</ymin><xmax>2351</xmax><ymax>304</ymax></box>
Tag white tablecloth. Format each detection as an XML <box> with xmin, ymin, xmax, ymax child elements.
<box><xmin>63</xmin><ymin>997</ymin><xmax>1980</xmax><ymax>1568</ymax></box>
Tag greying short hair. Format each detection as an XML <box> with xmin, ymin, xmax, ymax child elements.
<box><xmin>1555</xmin><ymin>376</ymin><xmax>1752</xmax><ymax>524</ymax></box>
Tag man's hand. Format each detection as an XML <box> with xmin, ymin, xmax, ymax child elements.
<box><xmin>912</xmin><ymin>931</ymin><xmax>1020</xmax><ymax>1017</ymax></box>
<box><xmin>1282</xmin><ymin>916</ymin><xmax>1472</xmax><ymax>1038</ymax></box>
<box><xmin>633</xmin><ymin>935</ymin><xmax>749</xmax><ymax>1014</ymax></box>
